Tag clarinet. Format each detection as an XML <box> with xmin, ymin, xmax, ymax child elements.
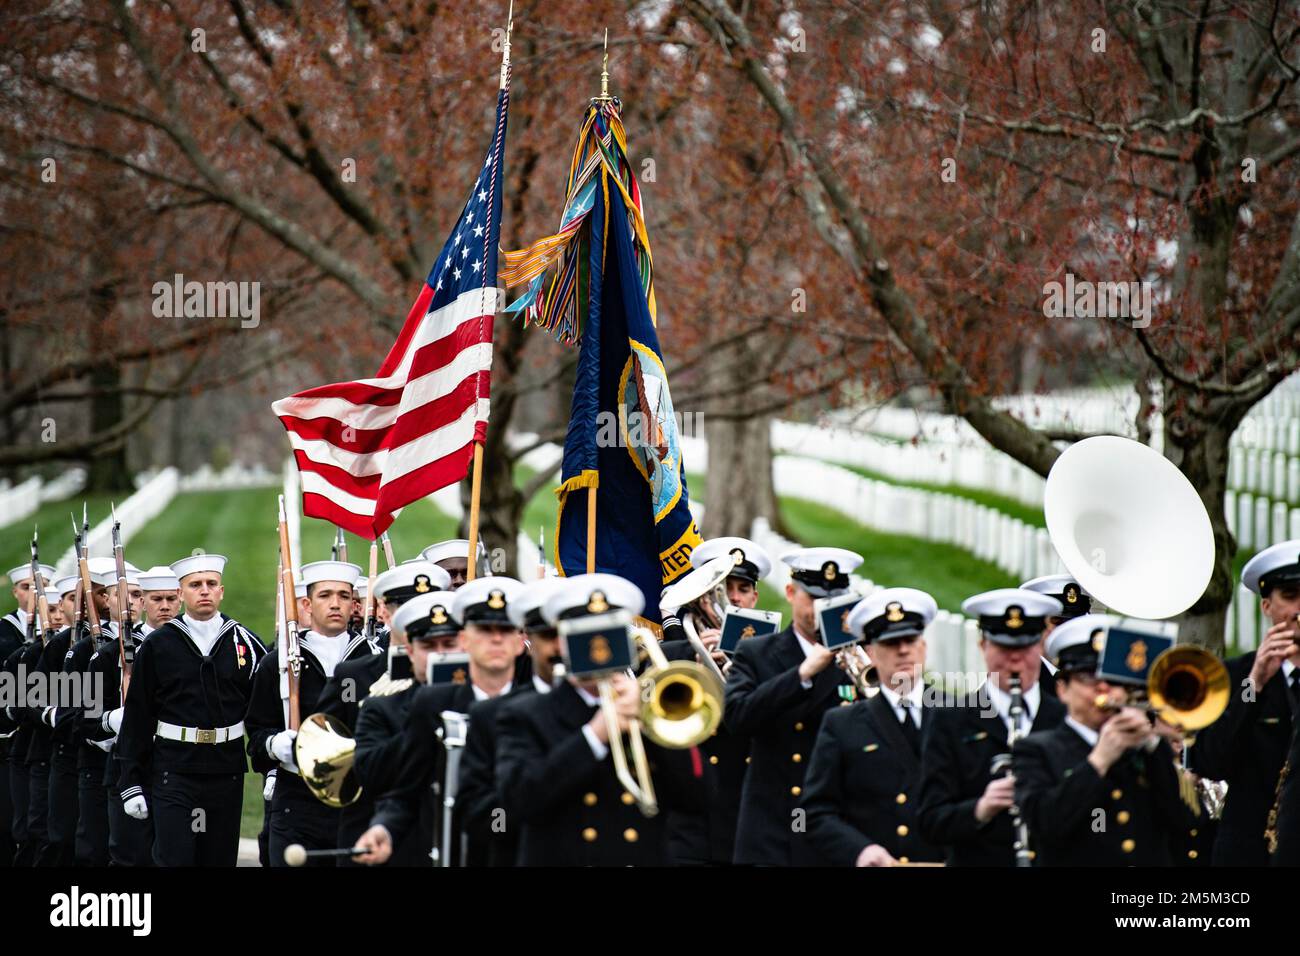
<box><xmin>990</xmin><ymin>672</ymin><xmax>1033</xmax><ymax>867</ymax></box>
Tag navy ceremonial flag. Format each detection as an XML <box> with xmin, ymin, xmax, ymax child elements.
<box><xmin>502</xmin><ymin>100</ymin><xmax>701</xmax><ymax>623</ymax></box>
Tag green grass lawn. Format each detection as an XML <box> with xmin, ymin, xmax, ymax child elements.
<box><xmin>837</xmin><ymin>462</ymin><xmax>1046</xmax><ymax>528</ymax></box>
<box><xmin>777</xmin><ymin>497</ymin><xmax>1016</xmax><ymax>612</ymax></box>
<box><xmin>0</xmin><ymin>493</ymin><xmax>120</xmax><ymax>579</ymax></box>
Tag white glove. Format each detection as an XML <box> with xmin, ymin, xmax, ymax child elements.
<box><xmin>103</xmin><ymin>708</ymin><xmax>124</xmax><ymax>734</ymax></box>
<box><xmin>262</xmin><ymin>770</ymin><xmax>277</xmax><ymax>802</ymax></box>
<box><xmin>124</xmin><ymin>795</ymin><xmax>149</xmax><ymax>820</ymax></box>
<box><xmin>269</xmin><ymin>730</ymin><xmax>298</xmax><ymax>771</ymax></box>
<box><xmin>42</xmin><ymin>707</ymin><xmax>58</xmax><ymax>728</ymax></box>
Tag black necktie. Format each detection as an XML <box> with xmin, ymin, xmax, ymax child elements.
<box><xmin>898</xmin><ymin>699</ymin><xmax>921</xmax><ymax>755</ymax></box>
<box><xmin>1288</xmin><ymin>670</ymin><xmax>1300</xmax><ymax>718</ymax></box>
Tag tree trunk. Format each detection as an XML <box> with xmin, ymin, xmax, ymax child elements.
<box><xmin>1165</xmin><ymin>399</ymin><xmax>1242</xmax><ymax>652</ymax></box>
<box><xmin>703</xmin><ymin>409</ymin><xmax>785</xmax><ymax>539</ymax></box>
<box><xmin>83</xmin><ymin>282</ymin><xmax>132</xmax><ymax>493</ymax></box>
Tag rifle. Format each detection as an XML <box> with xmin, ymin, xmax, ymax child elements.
<box><xmin>363</xmin><ymin>541</ymin><xmax>378</xmax><ymax>643</ymax></box>
<box><xmin>68</xmin><ymin>516</ymin><xmax>86</xmax><ymax>639</ymax></box>
<box><xmin>277</xmin><ymin>495</ymin><xmax>303</xmax><ymax>731</ymax></box>
<box><xmin>29</xmin><ymin>528</ymin><xmax>55</xmax><ymax>645</ymax></box>
<box><xmin>74</xmin><ymin>506</ymin><xmax>103</xmax><ymax>648</ymax></box>
<box><xmin>110</xmin><ymin>503</ymin><xmax>133</xmax><ymax>698</ymax></box>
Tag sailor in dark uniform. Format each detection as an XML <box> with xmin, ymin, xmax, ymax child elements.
<box><xmin>1013</xmin><ymin>613</ymin><xmax>1189</xmax><ymax>865</ymax></box>
<box><xmin>314</xmin><ymin>560</ymin><xmax>449</xmax><ymax>864</ymax></box>
<box><xmin>1271</xmin><ymin>716</ymin><xmax>1300</xmax><ymax>864</ymax></box>
<box><xmin>95</xmin><ymin>566</ymin><xmax>178</xmax><ymax>866</ymax></box>
<box><xmin>9</xmin><ymin>561</ymin><xmax>61</xmax><ymax>868</ymax></box>
<box><xmin>803</xmin><ymin>587</ymin><xmax>944</xmax><ymax>866</ymax></box>
<box><xmin>52</xmin><ymin>566</ymin><xmax>114</xmax><ymax>866</ymax></box>
<box><xmin>660</xmin><ymin>535</ymin><xmax>771</xmax><ymax>866</ymax></box>
<box><xmin>246</xmin><ymin>559</ymin><xmax>376</xmax><ymax>866</ymax></box>
<box><xmin>115</xmin><ymin>554</ymin><xmax>267</xmax><ymax>866</ymax></box>
<box><xmin>354</xmin><ymin>576</ymin><xmax>525</xmax><ymax>866</ymax></box>
<box><xmin>918</xmin><ymin>588</ymin><xmax>1066</xmax><ymax>866</ymax></box>
<box><xmin>352</xmin><ymin>589</ymin><xmax>464</xmax><ymax>866</ymax></box>
<box><xmin>493</xmin><ymin>573</ymin><xmax>707</xmax><ymax>866</ymax></box>
<box><xmin>725</xmin><ymin>547</ymin><xmax>865</xmax><ymax>866</ymax></box>
<box><xmin>1</xmin><ymin>561</ymin><xmax>51</xmax><ymax>865</ymax></box>
<box><xmin>1192</xmin><ymin>539</ymin><xmax>1300</xmax><ymax>866</ymax></box>
<box><xmin>460</xmin><ymin>576</ymin><xmax>568</xmax><ymax>866</ymax></box>
<box><xmin>1021</xmin><ymin>574</ymin><xmax>1094</xmax><ymax>700</ymax></box>
<box><xmin>34</xmin><ymin>575</ymin><xmax>89</xmax><ymax>867</ymax></box>
<box><xmin>420</xmin><ymin>539</ymin><xmax>487</xmax><ymax>591</ymax></box>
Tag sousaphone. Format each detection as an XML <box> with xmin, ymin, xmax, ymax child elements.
<box><xmin>1044</xmin><ymin>435</ymin><xmax>1214</xmax><ymax>620</ymax></box>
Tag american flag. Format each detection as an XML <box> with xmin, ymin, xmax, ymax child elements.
<box><xmin>273</xmin><ymin>80</ymin><xmax>510</xmax><ymax>539</ymax></box>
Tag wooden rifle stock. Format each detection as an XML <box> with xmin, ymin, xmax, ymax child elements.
<box><xmin>278</xmin><ymin>496</ymin><xmax>302</xmax><ymax>731</ymax></box>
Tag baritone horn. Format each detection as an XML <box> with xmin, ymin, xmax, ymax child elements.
<box><xmin>294</xmin><ymin>712</ymin><xmax>362</xmax><ymax>808</ymax></box>
<box><xmin>659</xmin><ymin>555</ymin><xmax>735</xmax><ymax>683</ymax></box>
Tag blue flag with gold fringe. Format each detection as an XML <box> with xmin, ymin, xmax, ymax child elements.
<box><xmin>502</xmin><ymin>100</ymin><xmax>701</xmax><ymax>623</ymax></box>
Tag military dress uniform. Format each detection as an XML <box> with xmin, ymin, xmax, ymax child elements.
<box><xmin>918</xmin><ymin>589</ymin><xmax>1066</xmax><ymax>866</ymax></box>
<box><xmin>658</xmin><ymin>536</ymin><xmax>771</xmax><ymax>866</ymax></box>
<box><xmin>314</xmin><ymin>561</ymin><xmax>449</xmax><ymax>862</ymax></box>
<box><xmin>1270</xmin><ymin>719</ymin><xmax>1300</xmax><ymax>865</ymax></box>
<box><xmin>0</xmin><ymin>605</ymin><xmax>29</xmax><ymax>865</ymax></box>
<box><xmin>369</xmin><ymin>578</ymin><xmax>525</xmax><ymax>866</ymax></box>
<box><xmin>725</xmin><ymin>548</ymin><xmax>864</xmax><ymax>866</ymax></box>
<box><xmin>58</xmin><ymin>621</ymin><xmax>112</xmax><ymax>866</ymax></box>
<box><xmin>86</xmin><ymin>626</ymin><xmax>153</xmax><ymax>866</ymax></box>
<box><xmin>33</xmin><ymin>618</ymin><xmax>81</xmax><ymax>866</ymax></box>
<box><xmin>803</xmin><ymin>588</ymin><xmax>944</xmax><ymax>866</ymax></box>
<box><xmin>1192</xmin><ymin>541</ymin><xmax>1300</xmax><ymax>866</ymax></box>
<box><xmin>495</xmin><ymin>573</ymin><xmax>708</xmax><ymax>866</ymax></box>
<box><xmin>116</xmin><ymin>554</ymin><xmax>267</xmax><ymax>867</ymax></box>
<box><xmin>1013</xmin><ymin>615</ymin><xmax>1189</xmax><ymax>866</ymax></box>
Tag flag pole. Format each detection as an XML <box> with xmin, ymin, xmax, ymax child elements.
<box><xmin>466</xmin><ymin>2</ymin><xmax>512</xmax><ymax>586</ymax></box>
<box><xmin>583</xmin><ymin>27</ymin><xmax>611</xmax><ymax>576</ymax></box>
<box><xmin>466</xmin><ymin>442</ymin><xmax>485</xmax><ymax>583</ymax></box>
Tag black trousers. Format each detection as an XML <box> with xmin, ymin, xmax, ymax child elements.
<box><xmin>267</xmin><ymin>795</ymin><xmax>339</xmax><ymax>867</ymax></box>
<box><xmin>75</xmin><ymin>766</ymin><xmax>110</xmax><ymax>866</ymax></box>
<box><xmin>9</xmin><ymin>759</ymin><xmax>32</xmax><ymax>865</ymax></box>
<box><xmin>108</xmin><ymin>786</ymin><xmax>154</xmax><ymax>867</ymax></box>
<box><xmin>0</xmin><ymin>747</ymin><xmax>13</xmax><ymax>866</ymax></box>
<box><xmin>36</xmin><ymin>748</ymin><xmax>78</xmax><ymax>866</ymax></box>
<box><xmin>150</xmin><ymin>769</ymin><xmax>243</xmax><ymax>867</ymax></box>
<box><xmin>25</xmin><ymin>759</ymin><xmax>51</xmax><ymax>863</ymax></box>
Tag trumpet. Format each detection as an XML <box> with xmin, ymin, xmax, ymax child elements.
<box><xmin>599</xmin><ymin>626</ymin><xmax>726</xmax><ymax>818</ymax></box>
<box><xmin>836</xmin><ymin>644</ymin><xmax>880</xmax><ymax>698</ymax></box>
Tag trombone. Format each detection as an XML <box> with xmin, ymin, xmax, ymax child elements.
<box><xmin>592</xmin><ymin>623</ymin><xmax>725</xmax><ymax>818</ymax></box>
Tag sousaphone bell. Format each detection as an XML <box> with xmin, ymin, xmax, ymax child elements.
<box><xmin>294</xmin><ymin>712</ymin><xmax>362</xmax><ymax>808</ymax></box>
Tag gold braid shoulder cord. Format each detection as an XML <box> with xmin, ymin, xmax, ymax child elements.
<box><xmin>1265</xmin><ymin>757</ymin><xmax>1290</xmax><ymax>855</ymax></box>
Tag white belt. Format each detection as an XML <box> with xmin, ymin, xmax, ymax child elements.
<box><xmin>155</xmin><ymin>720</ymin><xmax>245</xmax><ymax>744</ymax></box>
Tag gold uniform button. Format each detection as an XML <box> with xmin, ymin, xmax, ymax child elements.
<box><xmin>792</xmin><ymin>753</ymin><xmax>802</xmax><ymax>763</ymax></box>
<box><xmin>1121</xmin><ymin>839</ymin><xmax>1135</xmax><ymax>854</ymax></box>
<box><xmin>794</xmin><ymin>722</ymin><xmax>804</xmax><ymax>731</ymax></box>
<box><xmin>620</xmin><ymin>792</ymin><xmax>635</xmax><ymax>806</ymax></box>
<box><xmin>896</xmin><ymin>825</ymin><xmax>909</xmax><ymax>837</ymax></box>
<box><xmin>1190</xmin><ymin>829</ymin><xmax>1198</xmax><ymax>837</ymax></box>
<box><xmin>1116</xmin><ymin>811</ymin><xmax>1131</xmax><ymax>825</ymax></box>
<box><xmin>898</xmin><ymin>857</ymin><xmax>909</xmax><ymax>865</ymax></box>
<box><xmin>745</xmin><ymin>757</ymin><xmax>752</xmax><ymax>765</ymax></box>
<box><xmin>623</xmin><ymin>828</ymin><xmax>639</xmax><ymax>843</ymax></box>
<box><xmin>1111</xmin><ymin>789</ymin><xmax>1123</xmax><ymax>800</ymax></box>
<box><xmin>582</xmin><ymin>792</ymin><xmax>598</xmax><ymax>806</ymax></box>
<box><xmin>790</xmin><ymin>786</ymin><xmax>802</xmax><ymax>796</ymax></box>
<box><xmin>1188</xmin><ymin>850</ymin><xmax>1199</xmax><ymax>860</ymax></box>
<box><xmin>582</xmin><ymin>827</ymin><xmax>598</xmax><ymax>842</ymax></box>
<box><xmin>708</xmin><ymin>755</ymin><xmax>719</xmax><ymax>766</ymax></box>
<box><xmin>895</xmin><ymin>793</ymin><xmax>907</xmax><ymax>805</ymax></box>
